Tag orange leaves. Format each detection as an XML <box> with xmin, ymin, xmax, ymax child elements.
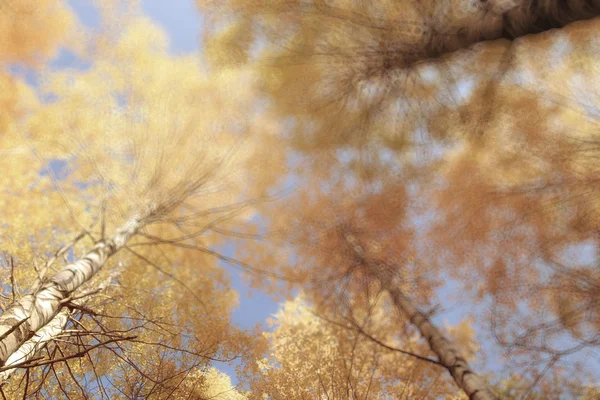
<box><xmin>199</xmin><ymin>0</ymin><xmax>600</xmax><ymax>158</ymax></box>
<box><xmin>446</xmin><ymin>317</ymin><xmax>479</xmax><ymax>362</ymax></box>
<box><xmin>17</xmin><ymin>12</ymin><xmax>277</xmax><ymax>233</ymax></box>
<box><xmin>0</xmin><ymin>0</ymin><xmax>74</xmax><ymax>65</ymax></box>
<box><xmin>255</xmin><ymin>176</ymin><xmax>420</xmax><ymax>324</ymax></box>
<box><xmin>2</xmin><ymin>0</ymin><xmax>600</xmax><ymax>395</ymax></box>
<box><xmin>205</xmin><ymin>19</ymin><xmax>254</xmax><ymax>68</ymax></box>
<box><xmin>0</xmin><ymin>0</ymin><xmax>71</xmax><ymax>143</ymax></box>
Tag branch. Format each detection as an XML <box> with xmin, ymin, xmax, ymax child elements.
<box><xmin>0</xmin><ymin>318</ymin><xmax>30</xmax><ymax>343</ymax></box>
<box><xmin>9</xmin><ymin>258</ymin><xmax>16</xmax><ymax>302</ymax></box>
<box><xmin>62</xmin><ymin>302</ymin><xmax>98</xmax><ymax>316</ymax></box>
<box><xmin>59</xmin><ymin>287</ymin><xmax>104</xmax><ymax>306</ymax></box>
<box><xmin>31</xmin><ymin>225</ymin><xmax>94</xmax><ymax>292</ymax></box>
<box><xmin>0</xmin><ymin>336</ymin><xmax>136</xmax><ymax>372</ymax></box>
<box><xmin>123</xmin><ymin>246</ymin><xmax>208</xmax><ymax>311</ymax></box>
<box><xmin>309</xmin><ymin>310</ymin><xmax>442</xmax><ymax>367</ymax></box>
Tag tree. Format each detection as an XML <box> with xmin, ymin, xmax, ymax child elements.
<box><xmin>199</xmin><ymin>0</ymin><xmax>600</xmax><ymax>154</ymax></box>
<box><xmin>244</xmin><ymin>295</ymin><xmax>481</xmax><ymax>399</ymax></box>
<box><xmin>252</xmin><ymin>180</ymin><xmax>499</xmax><ymax>399</ymax></box>
<box><xmin>199</xmin><ymin>0</ymin><xmax>600</xmax><ymax>396</ymax></box>
<box><xmin>0</xmin><ymin>2</ymin><xmax>277</xmax><ymax>397</ymax></box>
<box><xmin>3</xmin><ymin>0</ymin><xmax>600</xmax><ymax>397</ymax></box>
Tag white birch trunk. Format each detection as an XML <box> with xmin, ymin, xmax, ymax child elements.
<box><xmin>344</xmin><ymin>233</ymin><xmax>497</xmax><ymax>400</ymax></box>
<box><xmin>0</xmin><ymin>308</ymin><xmax>70</xmax><ymax>382</ymax></box>
<box><xmin>0</xmin><ymin>266</ymin><xmax>122</xmax><ymax>382</ymax></box>
<box><xmin>0</xmin><ymin>216</ymin><xmax>142</xmax><ymax>367</ymax></box>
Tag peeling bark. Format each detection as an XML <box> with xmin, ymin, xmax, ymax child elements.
<box><xmin>0</xmin><ymin>267</ymin><xmax>121</xmax><ymax>382</ymax></box>
<box><xmin>0</xmin><ymin>308</ymin><xmax>70</xmax><ymax>382</ymax></box>
<box><xmin>0</xmin><ymin>216</ymin><xmax>142</xmax><ymax>367</ymax></box>
<box><xmin>344</xmin><ymin>233</ymin><xmax>497</xmax><ymax>400</ymax></box>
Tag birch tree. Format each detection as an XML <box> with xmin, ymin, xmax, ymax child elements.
<box><xmin>244</xmin><ymin>295</ymin><xmax>481</xmax><ymax>399</ymax></box>
<box><xmin>0</xmin><ymin>2</ymin><xmax>278</xmax><ymax>396</ymax></box>
<box><xmin>252</xmin><ymin>178</ymin><xmax>498</xmax><ymax>399</ymax></box>
<box><xmin>199</xmin><ymin>0</ymin><xmax>600</xmax><ymax>153</ymax></box>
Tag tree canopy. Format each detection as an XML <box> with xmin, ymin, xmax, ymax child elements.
<box><xmin>0</xmin><ymin>0</ymin><xmax>599</xmax><ymax>398</ymax></box>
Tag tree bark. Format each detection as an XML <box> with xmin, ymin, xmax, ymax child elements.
<box><xmin>0</xmin><ymin>216</ymin><xmax>142</xmax><ymax>367</ymax></box>
<box><xmin>344</xmin><ymin>233</ymin><xmax>498</xmax><ymax>400</ymax></box>
<box><xmin>0</xmin><ymin>308</ymin><xmax>70</xmax><ymax>382</ymax></box>
<box><xmin>0</xmin><ymin>266</ymin><xmax>122</xmax><ymax>382</ymax></box>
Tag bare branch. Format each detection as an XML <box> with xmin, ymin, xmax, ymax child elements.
<box><xmin>9</xmin><ymin>258</ymin><xmax>16</xmax><ymax>303</ymax></box>
<box><xmin>0</xmin><ymin>335</ymin><xmax>137</xmax><ymax>372</ymax></box>
<box><xmin>0</xmin><ymin>318</ymin><xmax>30</xmax><ymax>343</ymax></box>
<box><xmin>309</xmin><ymin>309</ymin><xmax>442</xmax><ymax>367</ymax></box>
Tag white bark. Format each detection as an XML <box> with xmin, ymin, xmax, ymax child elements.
<box><xmin>0</xmin><ymin>308</ymin><xmax>70</xmax><ymax>382</ymax></box>
<box><xmin>344</xmin><ymin>233</ymin><xmax>497</xmax><ymax>400</ymax></box>
<box><xmin>379</xmin><ymin>271</ymin><xmax>497</xmax><ymax>400</ymax></box>
<box><xmin>0</xmin><ymin>267</ymin><xmax>122</xmax><ymax>382</ymax></box>
<box><xmin>0</xmin><ymin>216</ymin><xmax>142</xmax><ymax>367</ymax></box>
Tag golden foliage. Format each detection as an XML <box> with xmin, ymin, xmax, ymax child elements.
<box><xmin>1</xmin><ymin>0</ymin><xmax>600</xmax><ymax>397</ymax></box>
<box><xmin>0</xmin><ymin>0</ymin><xmax>74</xmax><ymax>64</ymax></box>
<box><xmin>198</xmin><ymin>0</ymin><xmax>600</xmax><ymax>395</ymax></box>
<box><xmin>244</xmin><ymin>295</ymin><xmax>478</xmax><ymax>399</ymax></box>
<box><xmin>0</xmin><ymin>6</ymin><xmax>271</xmax><ymax>398</ymax></box>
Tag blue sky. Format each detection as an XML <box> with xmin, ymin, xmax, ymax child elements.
<box><xmin>70</xmin><ymin>0</ymin><xmax>202</xmax><ymax>53</ymax></box>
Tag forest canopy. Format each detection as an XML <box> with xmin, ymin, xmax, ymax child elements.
<box><xmin>0</xmin><ymin>0</ymin><xmax>599</xmax><ymax>399</ymax></box>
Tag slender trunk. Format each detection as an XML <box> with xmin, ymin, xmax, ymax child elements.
<box><xmin>0</xmin><ymin>308</ymin><xmax>70</xmax><ymax>382</ymax></box>
<box><xmin>377</xmin><ymin>270</ymin><xmax>497</xmax><ymax>400</ymax></box>
<box><xmin>0</xmin><ymin>216</ymin><xmax>142</xmax><ymax>366</ymax></box>
<box><xmin>344</xmin><ymin>233</ymin><xmax>497</xmax><ymax>400</ymax></box>
<box><xmin>0</xmin><ymin>267</ymin><xmax>121</xmax><ymax>382</ymax></box>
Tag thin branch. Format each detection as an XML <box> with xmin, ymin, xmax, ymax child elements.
<box><xmin>32</xmin><ymin>225</ymin><xmax>95</xmax><ymax>293</ymax></box>
<box><xmin>310</xmin><ymin>310</ymin><xmax>442</xmax><ymax>367</ymax></box>
<box><xmin>0</xmin><ymin>318</ymin><xmax>30</xmax><ymax>343</ymax></box>
<box><xmin>9</xmin><ymin>258</ymin><xmax>16</xmax><ymax>303</ymax></box>
<box><xmin>0</xmin><ymin>336</ymin><xmax>136</xmax><ymax>372</ymax></box>
<box><xmin>123</xmin><ymin>246</ymin><xmax>208</xmax><ymax>311</ymax></box>
<box><xmin>60</xmin><ymin>287</ymin><xmax>104</xmax><ymax>305</ymax></box>
<box><xmin>63</xmin><ymin>302</ymin><xmax>98</xmax><ymax>316</ymax></box>
<box><xmin>55</xmin><ymin>342</ymin><xmax>88</xmax><ymax>398</ymax></box>
<box><xmin>101</xmin><ymin>198</ymin><xmax>107</xmax><ymax>241</ymax></box>
<box><xmin>21</xmin><ymin>368</ymin><xmax>29</xmax><ymax>400</ymax></box>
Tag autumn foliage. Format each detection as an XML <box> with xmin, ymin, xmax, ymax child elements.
<box><xmin>0</xmin><ymin>0</ymin><xmax>599</xmax><ymax>399</ymax></box>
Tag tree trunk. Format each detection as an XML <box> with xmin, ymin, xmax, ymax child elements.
<box><xmin>0</xmin><ymin>266</ymin><xmax>122</xmax><ymax>382</ymax></box>
<box><xmin>344</xmin><ymin>233</ymin><xmax>497</xmax><ymax>400</ymax></box>
<box><xmin>0</xmin><ymin>308</ymin><xmax>70</xmax><ymax>382</ymax></box>
<box><xmin>0</xmin><ymin>216</ymin><xmax>142</xmax><ymax>367</ymax></box>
